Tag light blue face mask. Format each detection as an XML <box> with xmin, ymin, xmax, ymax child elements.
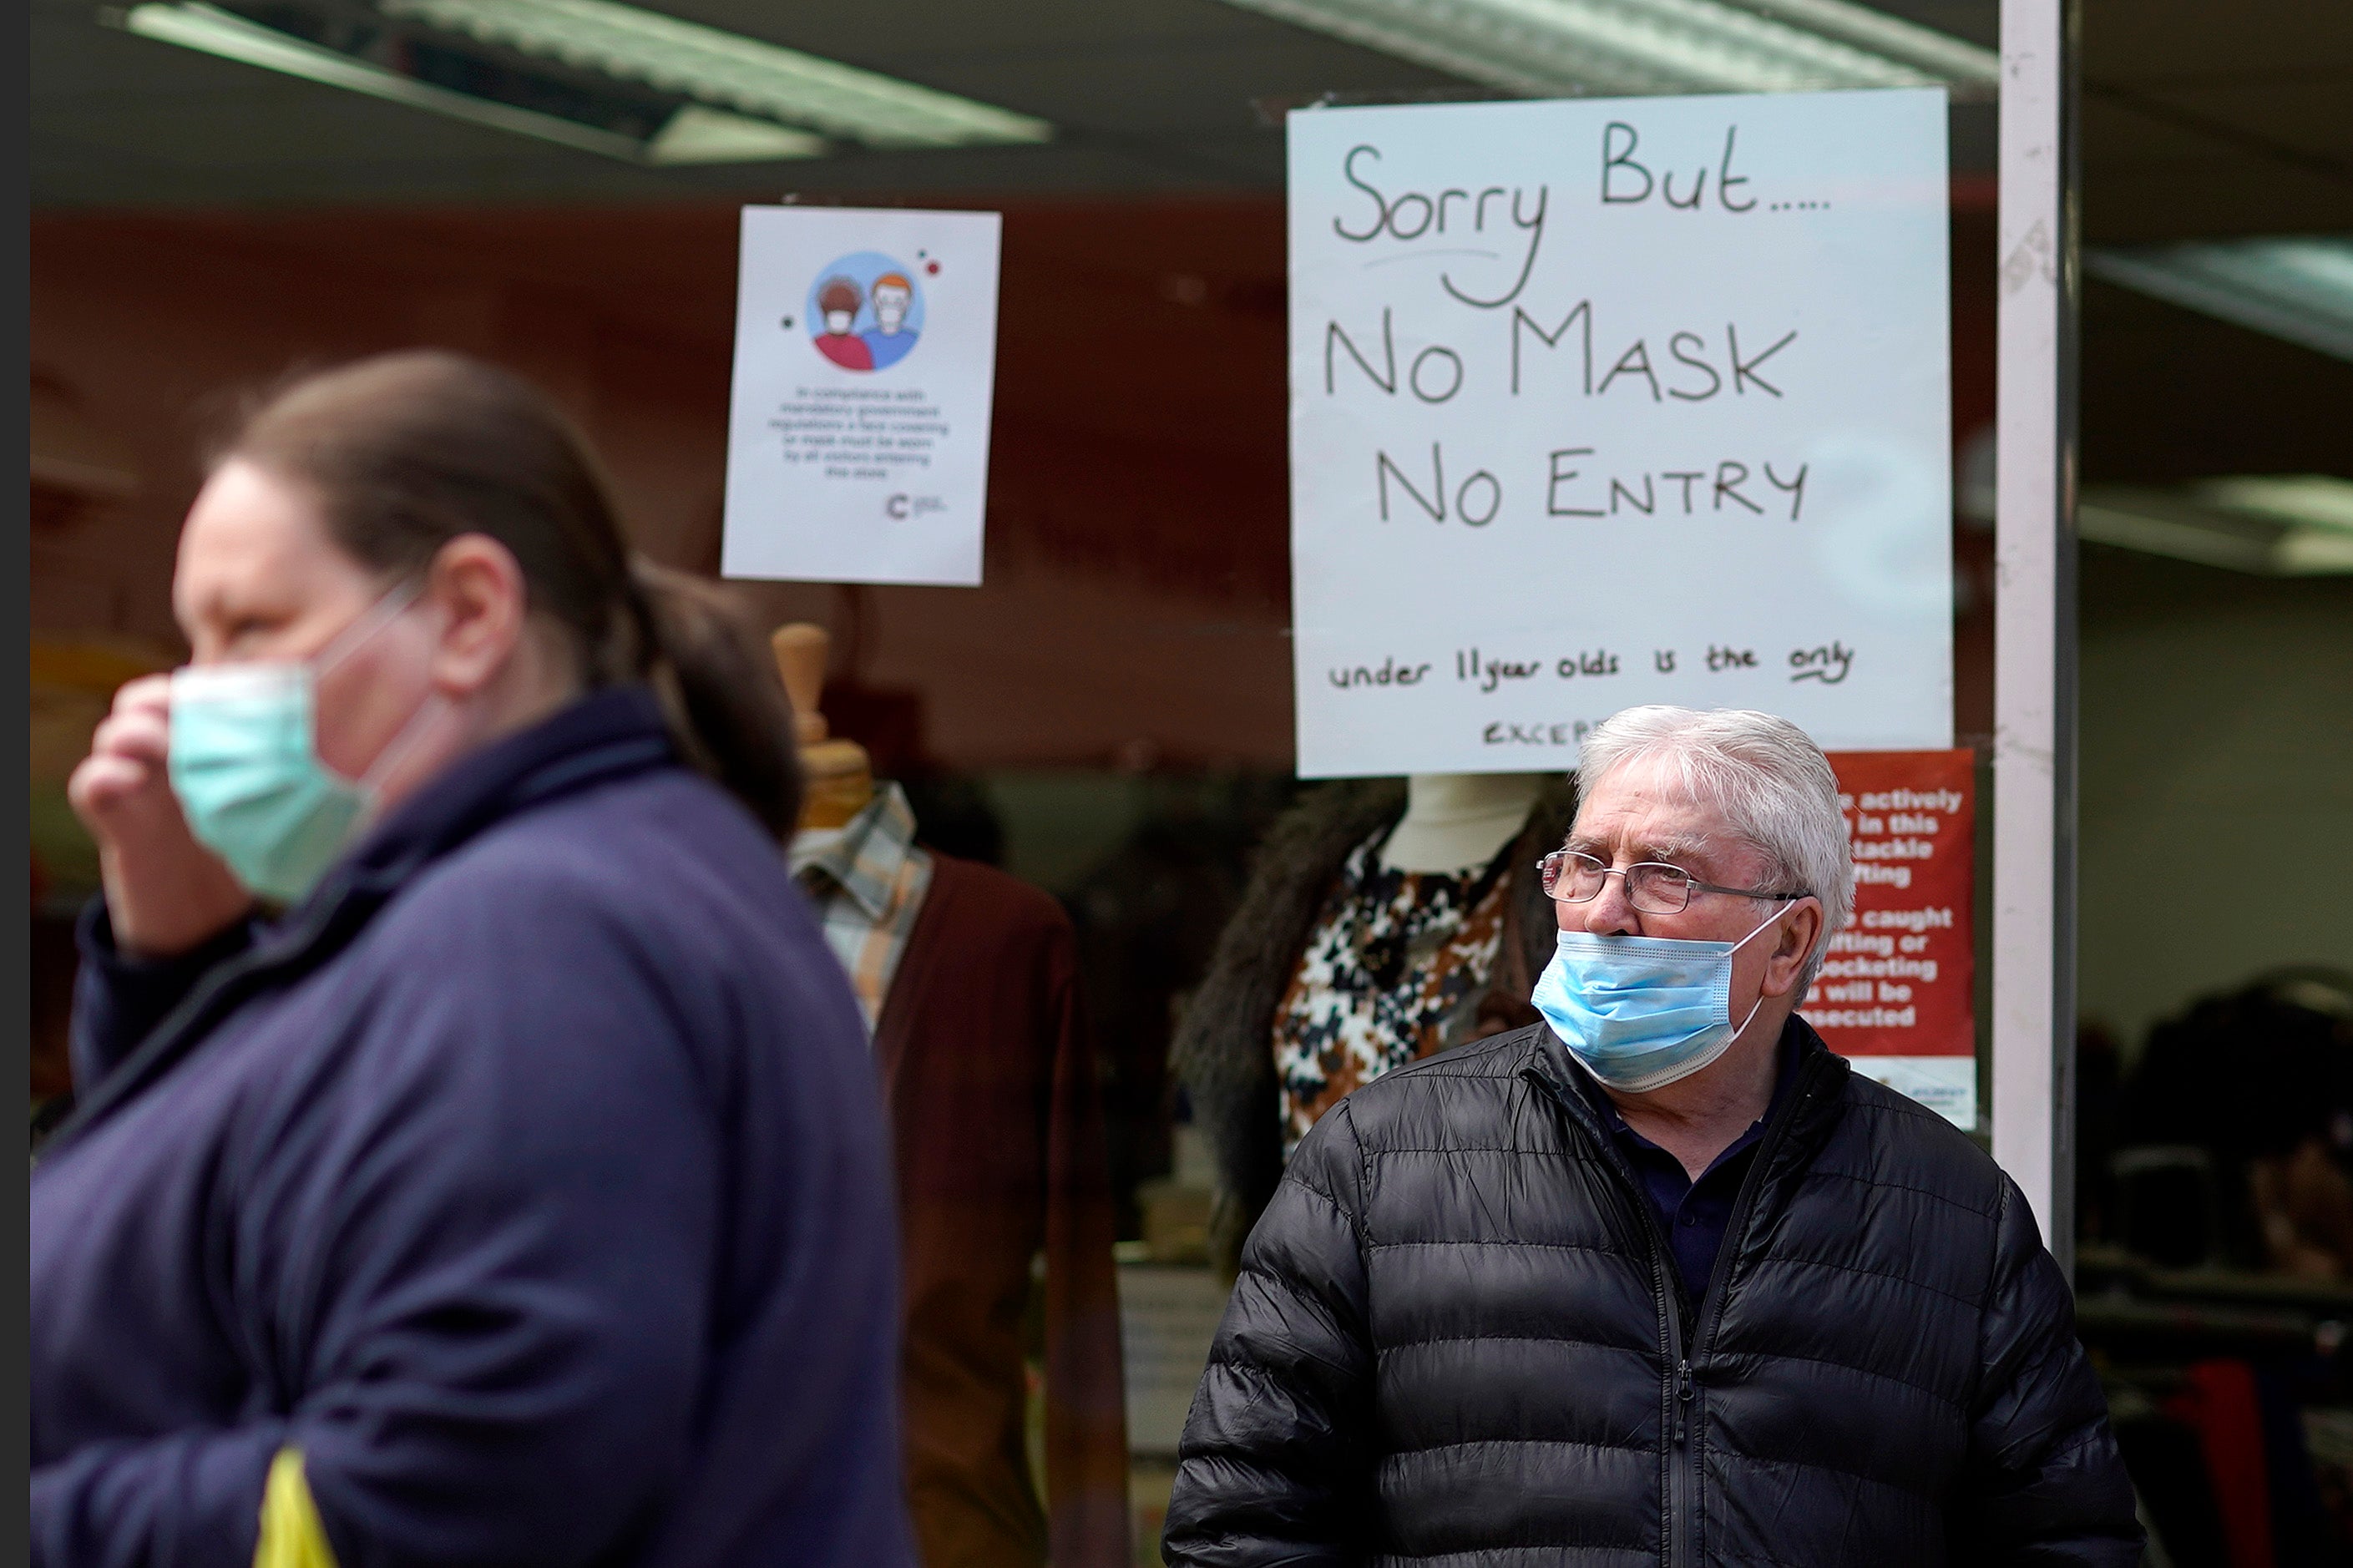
<box><xmin>1531</xmin><ymin>905</ymin><xmax>1792</xmax><ymax>1094</ymax></box>
<box><xmin>168</xmin><ymin>583</ymin><xmax>431</xmax><ymax>905</ymax></box>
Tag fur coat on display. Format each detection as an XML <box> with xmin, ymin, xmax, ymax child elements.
<box><xmin>1171</xmin><ymin>776</ymin><xmax>1578</xmax><ymax>1275</ymax></box>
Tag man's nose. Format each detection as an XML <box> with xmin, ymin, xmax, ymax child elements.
<box><xmin>1581</xmin><ymin>872</ymin><xmax>1643</xmax><ymax>937</ymax></box>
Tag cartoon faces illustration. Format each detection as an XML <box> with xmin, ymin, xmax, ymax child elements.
<box><xmin>804</xmin><ymin>254</ymin><xmax>925</xmax><ymax>373</ymax></box>
<box><xmin>813</xmin><ymin>277</ymin><xmax>874</xmax><ymax>371</ymax></box>
<box><xmin>863</xmin><ymin>274</ymin><xmax>918</xmax><ymax>369</ymax></box>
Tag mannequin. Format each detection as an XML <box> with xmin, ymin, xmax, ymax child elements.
<box><xmin>773</xmin><ymin>623</ymin><xmax>1129</xmax><ymax>1568</ymax></box>
<box><xmin>774</xmin><ymin>623</ymin><xmax>924</xmax><ymax>1037</ymax></box>
<box><xmin>1171</xmin><ymin>770</ymin><xmax>1578</xmax><ymax>1275</ymax></box>
<box><xmin>1379</xmin><ymin>772</ymin><xmax>1548</xmax><ymax>873</ymax></box>
<box><xmin>1264</xmin><ymin>770</ymin><xmax>1551</xmax><ymax>1151</ymax></box>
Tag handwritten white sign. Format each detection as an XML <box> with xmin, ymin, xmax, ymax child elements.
<box><xmin>722</xmin><ymin>206</ymin><xmax>1001</xmax><ymax>586</ymax></box>
<box><xmin>1288</xmin><ymin>89</ymin><xmax>1954</xmax><ymax>777</ymax></box>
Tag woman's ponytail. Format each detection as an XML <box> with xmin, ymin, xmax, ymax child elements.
<box><xmin>625</xmin><ymin>560</ymin><xmax>803</xmax><ymax>839</ymax></box>
<box><xmin>216</xmin><ymin>350</ymin><xmax>805</xmax><ymax>839</ymax></box>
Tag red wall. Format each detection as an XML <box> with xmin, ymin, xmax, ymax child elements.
<box><xmin>32</xmin><ymin>196</ymin><xmax>1996</xmax><ymax>766</ymax></box>
<box><xmin>33</xmin><ymin>200</ymin><xmax>1302</xmax><ymax>769</ymax></box>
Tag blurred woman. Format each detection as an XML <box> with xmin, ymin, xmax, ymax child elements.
<box><xmin>31</xmin><ymin>352</ymin><xmax>914</xmax><ymax>1568</ymax></box>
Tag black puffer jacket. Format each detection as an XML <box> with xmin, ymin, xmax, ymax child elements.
<box><xmin>1164</xmin><ymin>1019</ymin><xmax>2142</xmax><ymax>1566</ymax></box>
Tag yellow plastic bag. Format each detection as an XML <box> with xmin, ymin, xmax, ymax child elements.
<box><xmin>254</xmin><ymin>1449</ymin><xmax>338</xmax><ymax>1568</ymax></box>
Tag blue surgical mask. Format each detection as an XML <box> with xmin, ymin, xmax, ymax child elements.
<box><xmin>169</xmin><ymin>583</ymin><xmax>433</xmax><ymax>905</ymax></box>
<box><xmin>1531</xmin><ymin>906</ymin><xmax>1791</xmax><ymax>1094</ymax></box>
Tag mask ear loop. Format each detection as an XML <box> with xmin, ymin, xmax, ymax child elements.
<box><xmin>311</xmin><ymin>576</ymin><xmax>427</xmax><ymax>677</ymax></box>
<box><xmin>349</xmin><ymin>691</ymin><xmax>452</xmax><ymax>803</ymax></box>
<box><xmin>1723</xmin><ymin>898</ymin><xmax>1798</xmax><ymax>1046</ymax></box>
<box><xmin>311</xmin><ymin>576</ymin><xmax>447</xmax><ymax>803</ymax></box>
<box><xmin>1730</xmin><ymin>899</ymin><xmax>1795</xmax><ymax>953</ymax></box>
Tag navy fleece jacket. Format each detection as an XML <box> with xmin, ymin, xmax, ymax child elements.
<box><xmin>30</xmin><ymin>688</ymin><xmax>916</xmax><ymax>1568</ymax></box>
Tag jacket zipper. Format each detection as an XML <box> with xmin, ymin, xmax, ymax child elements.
<box><xmin>1568</xmin><ymin>1102</ymin><xmax>1699</xmax><ymax>1568</ymax></box>
<box><xmin>1526</xmin><ymin>1048</ymin><xmax>1838</xmax><ymax>1568</ymax></box>
<box><xmin>1665</xmin><ymin>1290</ymin><xmax>1694</xmax><ymax>1568</ymax></box>
<box><xmin>1670</xmin><ymin>1055</ymin><xmax>1834</xmax><ymax>1568</ymax></box>
<box><xmin>1690</xmin><ymin>1055</ymin><xmax>1834</xmax><ymax>1350</ymax></box>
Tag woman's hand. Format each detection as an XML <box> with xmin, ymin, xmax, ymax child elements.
<box><xmin>67</xmin><ymin>675</ymin><xmax>253</xmax><ymax>957</ymax></box>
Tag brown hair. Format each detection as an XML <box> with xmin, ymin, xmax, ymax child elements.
<box><xmin>214</xmin><ymin>350</ymin><xmax>802</xmax><ymax>837</ymax></box>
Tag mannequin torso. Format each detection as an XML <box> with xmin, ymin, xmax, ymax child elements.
<box><xmin>1379</xmin><ymin>773</ymin><xmax>1549</xmax><ymax>873</ymax></box>
<box><xmin>1273</xmin><ymin>772</ymin><xmax>1555</xmax><ymax>1153</ymax></box>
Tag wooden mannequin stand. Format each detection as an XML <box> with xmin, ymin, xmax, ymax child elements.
<box><xmin>770</xmin><ymin>622</ymin><xmax>874</xmax><ymax>832</ymax></box>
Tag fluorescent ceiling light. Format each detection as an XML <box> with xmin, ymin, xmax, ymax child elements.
<box><xmin>2081</xmin><ymin>475</ymin><xmax>2353</xmax><ymax>576</ymax></box>
<box><xmin>119</xmin><ymin>3</ymin><xmax>656</xmax><ymax>159</ymax></box>
<box><xmin>107</xmin><ymin>0</ymin><xmax>1049</xmax><ymax>164</ymax></box>
<box><xmin>646</xmin><ymin>104</ymin><xmax>825</xmax><ymax>164</ymax></box>
<box><xmin>2087</xmin><ymin>236</ymin><xmax>2353</xmax><ymax>363</ymax></box>
<box><xmin>1217</xmin><ymin>0</ymin><xmax>2000</xmax><ymax>100</ymax></box>
<box><xmin>382</xmin><ymin>0</ymin><xmax>1050</xmax><ymax>149</ymax></box>
<box><xmin>2194</xmin><ymin>474</ymin><xmax>2353</xmax><ymax>535</ymax></box>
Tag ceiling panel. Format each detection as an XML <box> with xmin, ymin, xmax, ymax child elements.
<box><xmin>2078</xmin><ymin>0</ymin><xmax>2352</xmax><ymax>240</ymax></box>
<box><xmin>2149</xmin><ymin>78</ymin><xmax>2353</xmax><ymax>166</ymax></box>
<box><xmin>2082</xmin><ymin>88</ymin><xmax>2353</xmax><ymax>242</ymax></box>
<box><xmin>29</xmin><ymin>0</ymin><xmax>1462</xmax><ymax>206</ymax></box>
<box><xmin>28</xmin><ymin>0</ymin><xmax>2352</xmax><ymax>250</ymax></box>
<box><xmin>2078</xmin><ymin>0</ymin><xmax>2351</xmax><ymax>83</ymax></box>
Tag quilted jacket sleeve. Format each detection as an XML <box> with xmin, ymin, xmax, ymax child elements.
<box><xmin>1955</xmin><ymin>1176</ymin><xmax>2145</xmax><ymax>1565</ymax></box>
<box><xmin>1161</xmin><ymin>1100</ymin><xmax>1377</xmax><ymax>1567</ymax></box>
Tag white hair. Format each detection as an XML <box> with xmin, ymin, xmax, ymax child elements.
<box><xmin>1575</xmin><ymin>706</ymin><xmax>1855</xmax><ymax>989</ymax></box>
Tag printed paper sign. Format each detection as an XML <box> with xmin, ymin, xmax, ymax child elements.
<box><xmin>1288</xmin><ymin>89</ymin><xmax>1953</xmax><ymax>776</ymax></box>
<box><xmin>722</xmin><ymin>206</ymin><xmax>1001</xmax><ymax>586</ymax></box>
<box><xmin>1809</xmin><ymin>749</ymin><xmax>1977</xmax><ymax>1128</ymax></box>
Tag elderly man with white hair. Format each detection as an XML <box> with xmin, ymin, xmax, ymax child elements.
<box><xmin>1164</xmin><ymin>706</ymin><xmax>2141</xmax><ymax>1567</ymax></box>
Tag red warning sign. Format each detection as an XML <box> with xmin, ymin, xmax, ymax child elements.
<box><xmin>1805</xmin><ymin>749</ymin><xmax>1977</xmax><ymax>1128</ymax></box>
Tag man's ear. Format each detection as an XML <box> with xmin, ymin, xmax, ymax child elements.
<box><xmin>423</xmin><ymin>534</ymin><xmax>529</xmax><ymax>699</ymax></box>
<box><xmin>1759</xmin><ymin>899</ymin><xmax>1824</xmax><ymax>999</ymax></box>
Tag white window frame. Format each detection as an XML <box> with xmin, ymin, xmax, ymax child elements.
<box><xmin>1991</xmin><ymin>0</ymin><xmax>2080</xmax><ymax>1271</ymax></box>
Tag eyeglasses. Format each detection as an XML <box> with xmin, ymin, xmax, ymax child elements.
<box><xmin>1537</xmin><ymin>848</ymin><xmax>1809</xmax><ymax>916</ymax></box>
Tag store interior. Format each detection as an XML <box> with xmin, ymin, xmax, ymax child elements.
<box><xmin>30</xmin><ymin>0</ymin><xmax>2353</xmax><ymax>1562</ymax></box>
